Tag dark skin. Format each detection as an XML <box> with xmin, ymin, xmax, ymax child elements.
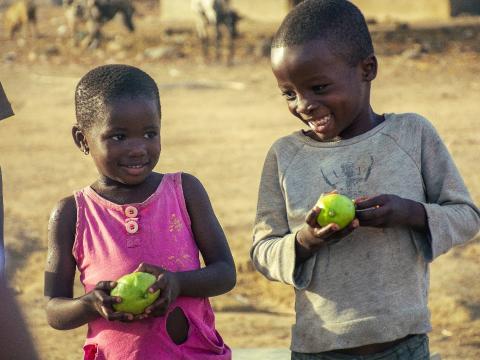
<box><xmin>45</xmin><ymin>97</ymin><xmax>236</xmax><ymax>334</ymax></box>
<box><xmin>272</xmin><ymin>40</ymin><xmax>428</xmax><ymax>355</ymax></box>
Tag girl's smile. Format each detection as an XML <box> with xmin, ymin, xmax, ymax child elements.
<box><xmin>121</xmin><ymin>162</ymin><xmax>151</xmax><ymax>176</ymax></box>
<box><xmin>82</xmin><ymin>96</ymin><xmax>161</xmax><ymax>187</ymax></box>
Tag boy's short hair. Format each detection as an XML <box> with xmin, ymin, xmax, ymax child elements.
<box><xmin>75</xmin><ymin>64</ymin><xmax>161</xmax><ymax>131</ymax></box>
<box><xmin>272</xmin><ymin>0</ymin><xmax>374</xmax><ymax>66</ymax></box>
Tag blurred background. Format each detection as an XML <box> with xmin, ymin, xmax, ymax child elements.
<box><xmin>1</xmin><ymin>0</ymin><xmax>480</xmax><ymax>359</ymax></box>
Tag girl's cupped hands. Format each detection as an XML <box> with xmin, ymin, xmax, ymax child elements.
<box><xmin>133</xmin><ymin>262</ymin><xmax>181</xmax><ymax>319</ymax></box>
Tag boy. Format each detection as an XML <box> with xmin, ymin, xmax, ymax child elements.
<box><xmin>250</xmin><ymin>0</ymin><xmax>480</xmax><ymax>359</ymax></box>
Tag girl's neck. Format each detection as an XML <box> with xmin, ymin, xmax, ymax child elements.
<box><xmin>91</xmin><ymin>172</ymin><xmax>164</xmax><ymax>205</ymax></box>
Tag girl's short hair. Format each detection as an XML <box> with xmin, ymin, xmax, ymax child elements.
<box><xmin>272</xmin><ymin>0</ymin><xmax>374</xmax><ymax>66</ymax></box>
<box><xmin>75</xmin><ymin>64</ymin><xmax>160</xmax><ymax>130</ymax></box>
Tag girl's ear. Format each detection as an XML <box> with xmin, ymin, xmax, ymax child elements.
<box><xmin>72</xmin><ymin>124</ymin><xmax>89</xmax><ymax>155</ymax></box>
<box><xmin>361</xmin><ymin>54</ymin><xmax>378</xmax><ymax>82</ymax></box>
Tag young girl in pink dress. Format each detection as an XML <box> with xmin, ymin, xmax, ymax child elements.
<box><xmin>44</xmin><ymin>64</ymin><xmax>235</xmax><ymax>360</ymax></box>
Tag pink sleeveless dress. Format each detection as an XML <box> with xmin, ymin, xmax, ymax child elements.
<box><xmin>73</xmin><ymin>172</ymin><xmax>231</xmax><ymax>360</ymax></box>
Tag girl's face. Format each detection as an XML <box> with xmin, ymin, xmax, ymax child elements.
<box><xmin>84</xmin><ymin>97</ymin><xmax>161</xmax><ymax>186</ymax></box>
<box><xmin>271</xmin><ymin>40</ymin><xmax>377</xmax><ymax>141</ymax></box>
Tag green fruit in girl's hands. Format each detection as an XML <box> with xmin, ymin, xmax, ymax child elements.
<box><xmin>316</xmin><ymin>193</ymin><xmax>355</xmax><ymax>230</ymax></box>
<box><xmin>111</xmin><ymin>272</ymin><xmax>160</xmax><ymax>315</ymax></box>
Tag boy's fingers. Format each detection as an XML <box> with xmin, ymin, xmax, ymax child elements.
<box><xmin>305</xmin><ymin>207</ymin><xmax>321</xmax><ymax>227</ymax></box>
<box><xmin>356</xmin><ymin>206</ymin><xmax>385</xmax><ymax>222</ymax></box>
<box><xmin>314</xmin><ymin>223</ymin><xmax>339</xmax><ymax>238</ymax></box>
<box><xmin>354</xmin><ymin>196</ymin><xmax>370</xmax><ymax>204</ymax></box>
<box><xmin>333</xmin><ymin>219</ymin><xmax>359</xmax><ymax>238</ymax></box>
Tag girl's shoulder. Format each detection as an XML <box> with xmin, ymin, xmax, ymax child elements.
<box><xmin>179</xmin><ymin>172</ymin><xmax>209</xmax><ymax>208</ymax></box>
<box><xmin>47</xmin><ymin>195</ymin><xmax>77</xmax><ymax>259</ymax></box>
<box><xmin>50</xmin><ymin>195</ymin><xmax>77</xmax><ymax>227</ymax></box>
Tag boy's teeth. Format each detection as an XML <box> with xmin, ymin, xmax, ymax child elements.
<box><xmin>309</xmin><ymin>115</ymin><xmax>331</xmax><ymax>126</ymax></box>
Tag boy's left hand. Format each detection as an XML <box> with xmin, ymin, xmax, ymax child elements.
<box><xmin>355</xmin><ymin>194</ymin><xmax>427</xmax><ymax>230</ymax></box>
<box><xmin>133</xmin><ymin>263</ymin><xmax>181</xmax><ymax>319</ymax></box>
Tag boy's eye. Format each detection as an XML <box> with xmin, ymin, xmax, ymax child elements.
<box><xmin>281</xmin><ymin>90</ymin><xmax>296</xmax><ymax>101</ymax></box>
<box><xmin>312</xmin><ymin>85</ymin><xmax>327</xmax><ymax>93</ymax></box>
<box><xmin>111</xmin><ymin>134</ymin><xmax>125</xmax><ymax>141</ymax></box>
<box><xmin>144</xmin><ymin>131</ymin><xmax>157</xmax><ymax>139</ymax></box>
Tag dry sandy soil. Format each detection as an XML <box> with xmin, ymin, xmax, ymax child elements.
<box><xmin>1</xmin><ymin>4</ymin><xmax>480</xmax><ymax>359</ymax></box>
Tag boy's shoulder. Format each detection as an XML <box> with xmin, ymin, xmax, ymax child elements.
<box><xmin>270</xmin><ymin>131</ymin><xmax>305</xmax><ymax>152</ymax></box>
<box><xmin>386</xmin><ymin>112</ymin><xmax>436</xmax><ymax>132</ymax></box>
<box><xmin>384</xmin><ymin>112</ymin><xmax>441</xmax><ymax>142</ymax></box>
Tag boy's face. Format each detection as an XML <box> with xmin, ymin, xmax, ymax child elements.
<box><xmin>82</xmin><ymin>97</ymin><xmax>161</xmax><ymax>186</ymax></box>
<box><xmin>271</xmin><ymin>40</ymin><xmax>375</xmax><ymax>141</ymax></box>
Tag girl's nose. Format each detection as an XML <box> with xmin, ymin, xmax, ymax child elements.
<box><xmin>127</xmin><ymin>140</ymin><xmax>148</xmax><ymax>156</ymax></box>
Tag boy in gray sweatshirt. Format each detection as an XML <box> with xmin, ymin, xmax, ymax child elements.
<box><xmin>250</xmin><ymin>1</ymin><xmax>480</xmax><ymax>359</ymax></box>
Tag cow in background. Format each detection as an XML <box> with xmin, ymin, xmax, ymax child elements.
<box><xmin>63</xmin><ymin>0</ymin><xmax>135</xmax><ymax>48</ymax></box>
<box><xmin>4</xmin><ymin>0</ymin><xmax>37</xmax><ymax>39</ymax></box>
<box><xmin>191</xmin><ymin>0</ymin><xmax>241</xmax><ymax>65</ymax></box>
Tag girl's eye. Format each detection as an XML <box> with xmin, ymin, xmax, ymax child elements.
<box><xmin>111</xmin><ymin>134</ymin><xmax>125</xmax><ymax>141</ymax></box>
<box><xmin>144</xmin><ymin>131</ymin><xmax>157</xmax><ymax>139</ymax></box>
<box><xmin>281</xmin><ymin>90</ymin><xmax>296</xmax><ymax>101</ymax></box>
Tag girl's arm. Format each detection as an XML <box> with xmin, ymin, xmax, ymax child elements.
<box><xmin>44</xmin><ymin>196</ymin><xmax>129</xmax><ymax>330</ymax></box>
<box><xmin>141</xmin><ymin>173</ymin><xmax>236</xmax><ymax>305</ymax></box>
<box><xmin>177</xmin><ymin>173</ymin><xmax>236</xmax><ymax>297</ymax></box>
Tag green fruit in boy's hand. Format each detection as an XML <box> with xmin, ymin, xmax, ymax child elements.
<box><xmin>111</xmin><ymin>272</ymin><xmax>160</xmax><ymax>315</ymax></box>
<box><xmin>316</xmin><ymin>193</ymin><xmax>355</xmax><ymax>230</ymax></box>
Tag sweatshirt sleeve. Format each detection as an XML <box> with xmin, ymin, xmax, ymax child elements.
<box><xmin>420</xmin><ymin>120</ymin><xmax>480</xmax><ymax>261</ymax></box>
<box><xmin>250</xmin><ymin>144</ymin><xmax>316</xmax><ymax>289</ymax></box>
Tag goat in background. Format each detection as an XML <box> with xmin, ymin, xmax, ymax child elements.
<box><xmin>191</xmin><ymin>0</ymin><xmax>241</xmax><ymax>65</ymax></box>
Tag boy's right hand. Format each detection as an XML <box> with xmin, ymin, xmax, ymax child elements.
<box><xmin>84</xmin><ymin>281</ymin><xmax>137</xmax><ymax>322</ymax></box>
<box><xmin>295</xmin><ymin>206</ymin><xmax>359</xmax><ymax>261</ymax></box>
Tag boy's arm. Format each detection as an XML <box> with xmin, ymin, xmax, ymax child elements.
<box><xmin>44</xmin><ymin>196</ymin><xmax>125</xmax><ymax>329</ymax></box>
<box><xmin>250</xmin><ymin>147</ymin><xmax>316</xmax><ymax>289</ymax></box>
<box><xmin>420</xmin><ymin>121</ymin><xmax>480</xmax><ymax>260</ymax></box>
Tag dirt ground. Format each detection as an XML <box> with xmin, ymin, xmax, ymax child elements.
<box><xmin>1</xmin><ymin>4</ymin><xmax>480</xmax><ymax>360</ymax></box>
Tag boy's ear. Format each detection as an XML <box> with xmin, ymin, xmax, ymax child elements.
<box><xmin>72</xmin><ymin>124</ymin><xmax>89</xmax><ymax>155</ymax></box>
<box><xmin>361</xmin><ymin>54</ymin><xmax>378</xmax><ymax>82</ymax></box>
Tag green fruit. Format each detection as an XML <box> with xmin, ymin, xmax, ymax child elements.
<box><xmin>111</xmin><ymin>272</ymin><xmax>160</xmax><ymax>315</ymax></box>
<box><xmin>316</xmin><ymin>193</ymin><xmax>355</xmax><ymax>230</ymax></box>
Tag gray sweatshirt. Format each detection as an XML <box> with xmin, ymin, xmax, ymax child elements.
<box><xmin>251</xmin><ymin>113</ymin><xmax>480</xmax><ymax>353</ymax></box>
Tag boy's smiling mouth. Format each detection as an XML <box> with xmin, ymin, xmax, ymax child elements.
<box><xmin>306</xmin><ymin>114</ymin><xmax>333</xmax><ymax>133</ymax></box>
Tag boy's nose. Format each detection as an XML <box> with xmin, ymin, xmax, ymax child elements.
<box><xmin>296</xmin><ymin>97</ymin><xmax>316</xmax><ymax>115</ymax></box>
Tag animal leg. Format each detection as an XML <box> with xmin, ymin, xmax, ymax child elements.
<box><xmin>215</xmin><ymin>23</ymin><xmax>222</xmax><ymax>62</ymax></box>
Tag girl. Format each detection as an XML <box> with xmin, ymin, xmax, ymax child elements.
<box><xmin>44</xmin><ymin>64</ymin><xmax>236</xmax><ymax>360</ymax></box>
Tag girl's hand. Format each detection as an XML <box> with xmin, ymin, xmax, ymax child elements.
<box><xmin>355</xmin><ymin>194</ymin><xmax>427</xmax><ymax>230</ymax></box>
<box><xmin>296</xmin><ymin>206</ymin><xmax>359</xmax><ymax>253</ymax></box>
<box><xmin>84</xmin><ymin>281</ymin><xmax>137</xmax><ymax>322</ymax></box>
<box><xmin>134</xmin><ymin>263</ymin><xmax>181</xmax><ymax>319</ymax></box>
